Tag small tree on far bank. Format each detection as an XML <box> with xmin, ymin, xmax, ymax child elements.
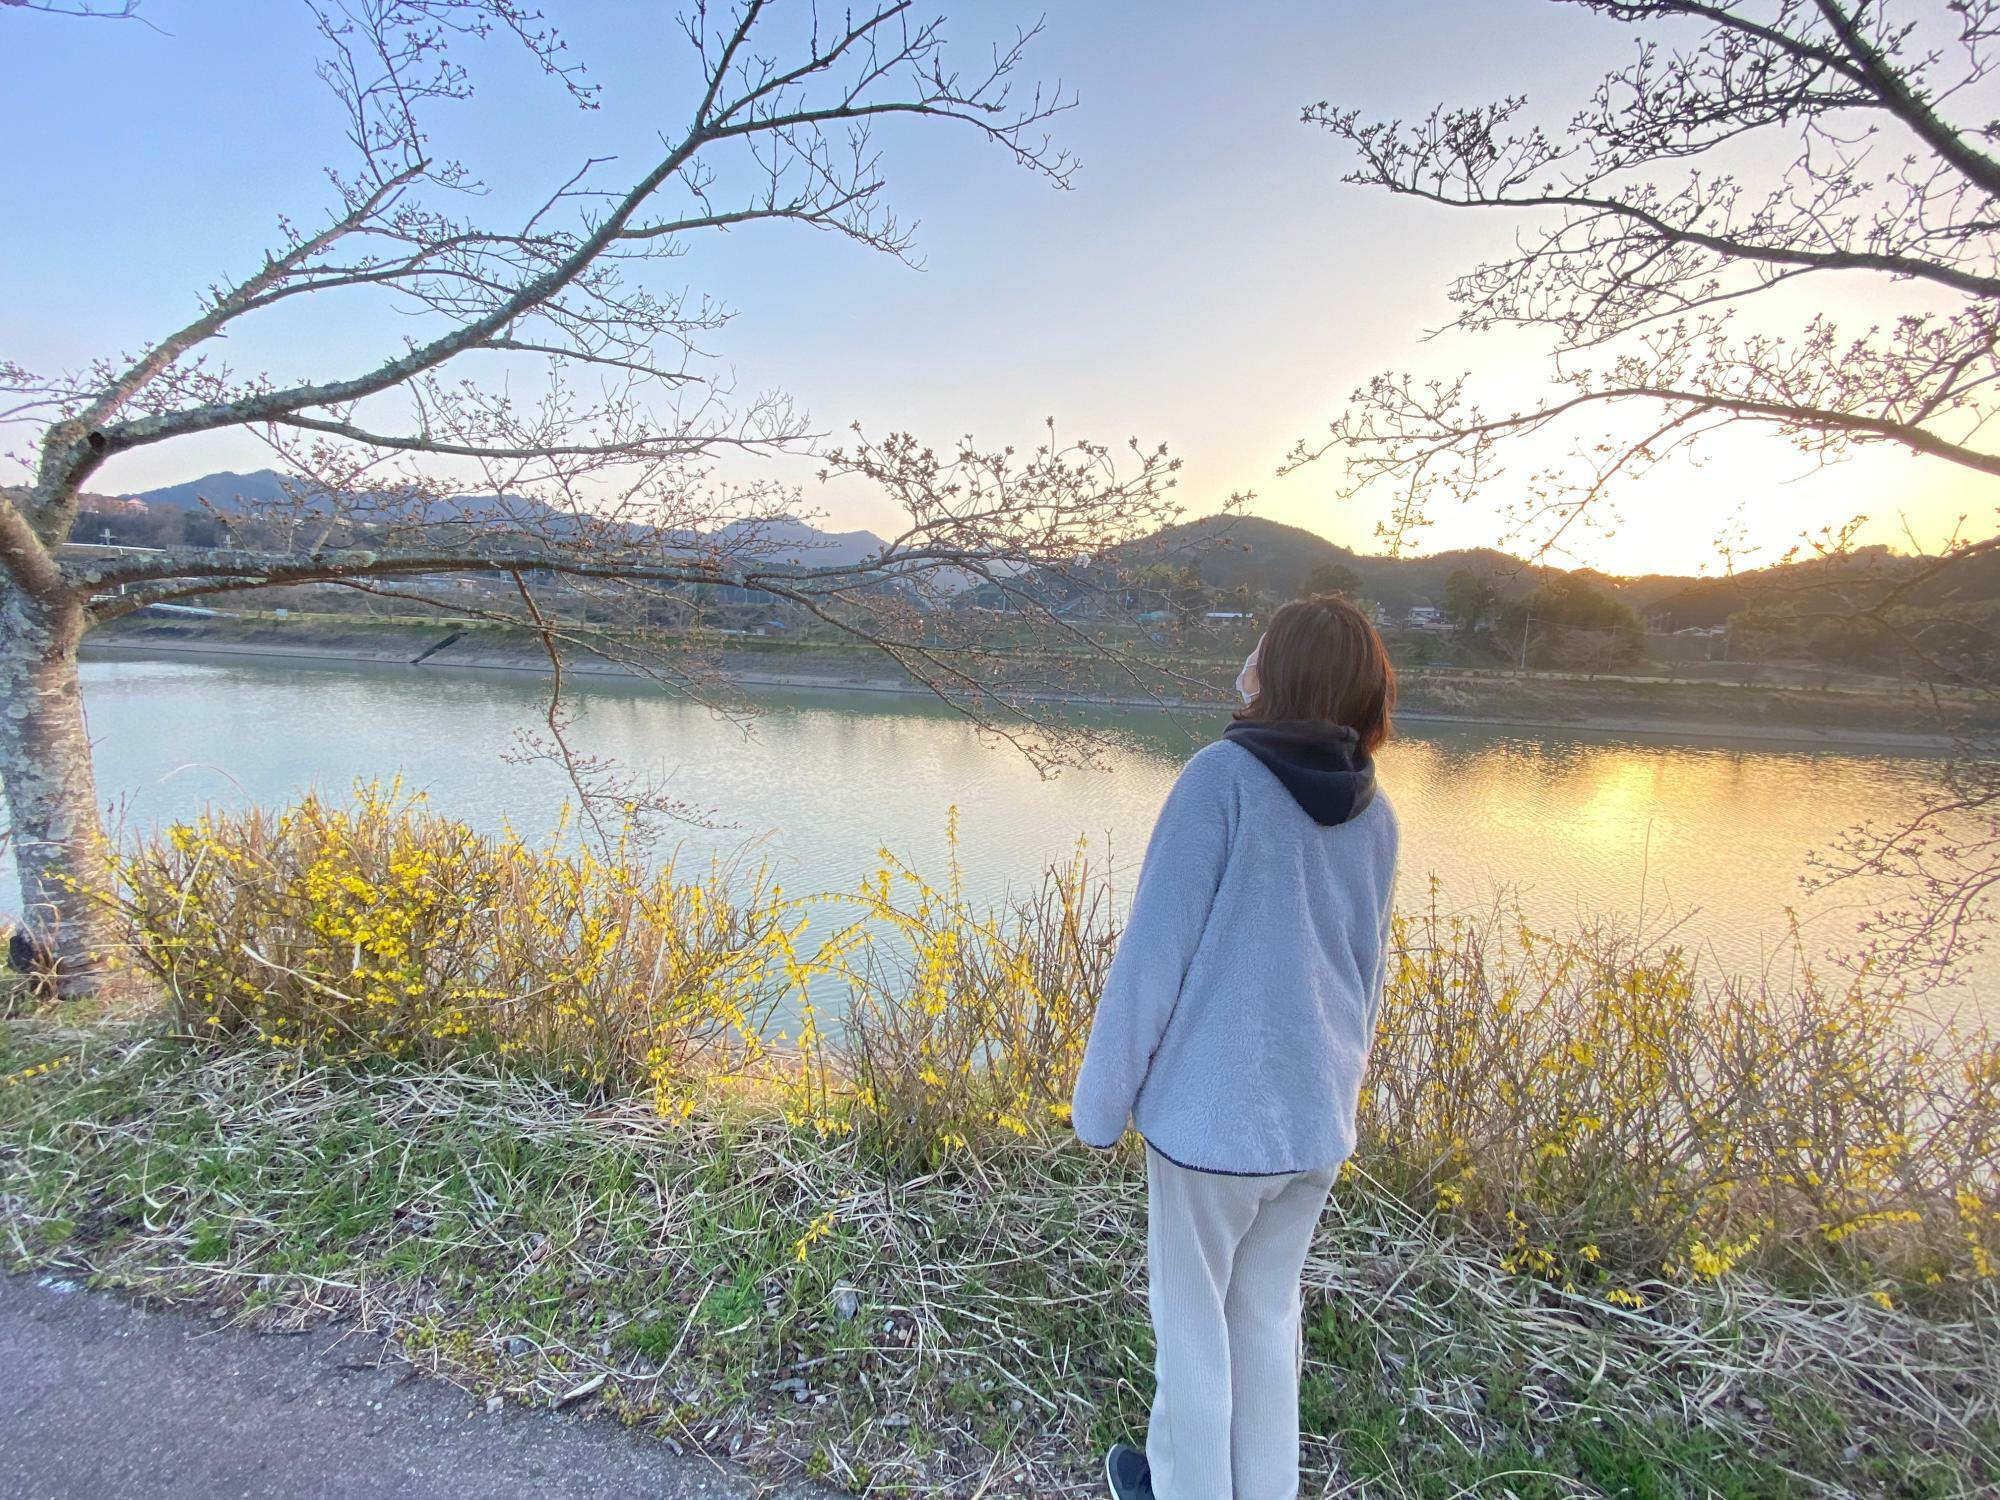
<box><xmin>1499</xmin><ymin>574</ymin><xmax>1643</xmax><ymax>670</ymax></box>
<box><xmin>1553</xmin><ymin>626</ymin><xmax>1640</xmax><ymax>679</ymax></box>
<box><xmin>1297</xmin><ymin>0</ymin><xmax>2000</xmax><ymax>984</ymax></box>
<box><xmin>1305</xmin><ymin>559</ymin><xmax>1363</xmax><ymax>599</ymax></box>
<box><xmin>1443</xmin><ymin>568</ymin><xmax>1499</xmax><ymax>635</ymax></box>
<box><xmin>1724</xmin><ymin>608</ymin><xmax>1793</xmax><ymax>686</ymax></box>
<box><xmin>0</xmin><ymin>2</ymin><xmax>1196</xmax><ymax>995</ymax></box>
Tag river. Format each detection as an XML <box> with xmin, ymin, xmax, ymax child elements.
<box><xmin>6</xmin><ymin>653</ymin><xmax>1990</xmax><ymax>1022</ymax></box>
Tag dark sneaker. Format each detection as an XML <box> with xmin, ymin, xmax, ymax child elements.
<box><xmin>1105</xmin><ymin>1442</ymin><xmax>1154</xmax><ymax>1500</ymax></box>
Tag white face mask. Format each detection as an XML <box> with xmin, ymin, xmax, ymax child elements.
<box><xmin>1235</xmin><ymin>636</ymin><xmax>1264</xmax><ymax>706</ymax></box>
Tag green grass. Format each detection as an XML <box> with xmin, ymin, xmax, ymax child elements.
<box><xmin>2</xmin><ymin>1024</ymin><xmax>1993</xmax><ymax>1498</ymax></box>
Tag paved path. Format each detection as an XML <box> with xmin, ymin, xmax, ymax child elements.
<box><xmin>0</xmin><ymin>1275</ymin><xmax>819</xmax><ymax>1499</ymax></box>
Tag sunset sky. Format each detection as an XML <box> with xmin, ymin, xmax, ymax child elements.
<box><xmin>3</xmin><ymin>0</ymin><xmax>1988</xmax><ymax>577</ymax></box>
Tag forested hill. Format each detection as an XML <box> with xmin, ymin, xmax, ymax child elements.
<box><xmin>1114</xmin><ymin>514</ymin><xmax>1535</xmax><ymax>616</ymax></box>
<box><xmin>1120</xmin><ymin>513</ymin><xmax>1997</xmax><ymax>625</ymax></box>
<box><xmin>1615</xmin><ymin>544</ymin><xmax>2000</xmax><ymax>627</ymax></box>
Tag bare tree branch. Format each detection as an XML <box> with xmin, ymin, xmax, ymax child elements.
<box><xmin>0</xmin><ymin>2</ymin><xmax>1166</xmax><ymax>997</ymax></box>
<box><xmin>1299</xmin><ymin>0</ymin><xmax>2000</xmax><ymax>986</ymax></box>
<box><xmin>1</xmin><ymin>0</ymin><xmax>144</xmax><ymax>18</ymax></box>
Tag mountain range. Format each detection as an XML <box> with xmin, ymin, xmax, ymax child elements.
<box><xmin>124</xmin><ymin>469</ymin><xmax>892</xmax><ymax>568</ymax></box>
<box><xmin>130</xmin><ymin>469</ymin><xmax>297</xmax><ymax>511</ymax></box>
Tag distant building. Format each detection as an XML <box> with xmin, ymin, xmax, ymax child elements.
<box><xmin>1405</xmin><ymin>605</ymin><xmax>1446</xmax><ymax>630</ymax></box>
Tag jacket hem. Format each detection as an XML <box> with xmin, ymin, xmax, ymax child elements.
<box><xmin>1141</xmin><ymin>1135</ymin><xmax>1340</xmax><ymax>1179</ymax></box>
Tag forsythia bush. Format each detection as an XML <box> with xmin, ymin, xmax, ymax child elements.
<box><xmin>109</xmin><ymin>788</ymin><xmax>1998</xmax><ymax>1294</ymax></box>
<box><xmin>117</xmin><ymin>784</ymin><xmax>809</xmax><ymax>1113</ymax></box>
<box><xmin>1366</xmin><ymin>889</ymin><xmax>2000</xmax><ymax>1296</ymax></box>
<box><xmin>819</xmin><ymin>811</ymin><xmax>1113</xmax><ymax>1165</ymax></box>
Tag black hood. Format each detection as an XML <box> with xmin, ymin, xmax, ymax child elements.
<box><xmin>1222</xmin><ymin>719</ymin><xmax>1377</xmax><ymax>827</ymax></box>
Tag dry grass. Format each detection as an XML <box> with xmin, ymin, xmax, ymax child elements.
<box><xmin>2</xmin><ymin>1031</ymin><xmax>1993</xmax><ymax>1497</ymax></box>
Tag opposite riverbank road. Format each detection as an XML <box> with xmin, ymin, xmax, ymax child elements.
<box><xmin>0</xmin><ymin>1276</ymin><xmax>829</xmax><ymax>1500</ymax></box>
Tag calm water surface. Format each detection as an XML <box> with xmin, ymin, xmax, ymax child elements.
<box><xmin>11</xmin><ymin>654</ymin><xmax>1988</xmax><ymax>1021</ymax></box>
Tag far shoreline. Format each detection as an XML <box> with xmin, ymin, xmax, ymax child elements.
<box><xmin>79</xmin><ymin>633</ymin><xmax>1962</xmax><ymax>755</ymax></box>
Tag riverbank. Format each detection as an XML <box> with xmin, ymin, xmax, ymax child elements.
<box><xmin>83</xmin><ymin>615</ymin><xmax>1977</xmax><ymax>752</ymax></box>
<box><xmin>7</xmin><ymin>792</ymin><xmax>1997</xmax><ymax>1493</ymax></box>
<box><xmin>3</xmin><ymin>1026</ymin><xmax>1993</xmax><ymax>1500</ymax></box>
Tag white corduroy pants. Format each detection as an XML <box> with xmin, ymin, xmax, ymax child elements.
<box><xmin>1144</xmin><ymin>1146</ymin><xmax>1337</xmax><ymax>1500</ymax></box>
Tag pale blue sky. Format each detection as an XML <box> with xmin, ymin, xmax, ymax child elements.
<box><xmin>2</xmin><ymin>1</ymin><xmax>1977</xmax><ymax>572</ymax></box>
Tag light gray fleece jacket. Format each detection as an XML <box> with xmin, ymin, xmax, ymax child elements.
<box><xmin>1071</xmin><ymin>726</ymin><xmax>1398</xmax><ymax>1175</ymax></box>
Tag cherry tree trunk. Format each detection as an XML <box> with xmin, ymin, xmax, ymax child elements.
<box><xmin>0</xmin><ymin>588</ymin><xmax>123</xmax><ymax>995</ymax></box>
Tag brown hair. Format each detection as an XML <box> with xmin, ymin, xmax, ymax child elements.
<box><xmin>1235</xmin><ymin>594</ymin><xmax>1396</xmax><ymax>756</ymax></box>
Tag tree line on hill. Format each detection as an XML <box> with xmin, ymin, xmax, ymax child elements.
<box><xmin>1097</xmin><ymin>514</ymin><xmax>1998</xmax><ymax>681</ymax></box>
